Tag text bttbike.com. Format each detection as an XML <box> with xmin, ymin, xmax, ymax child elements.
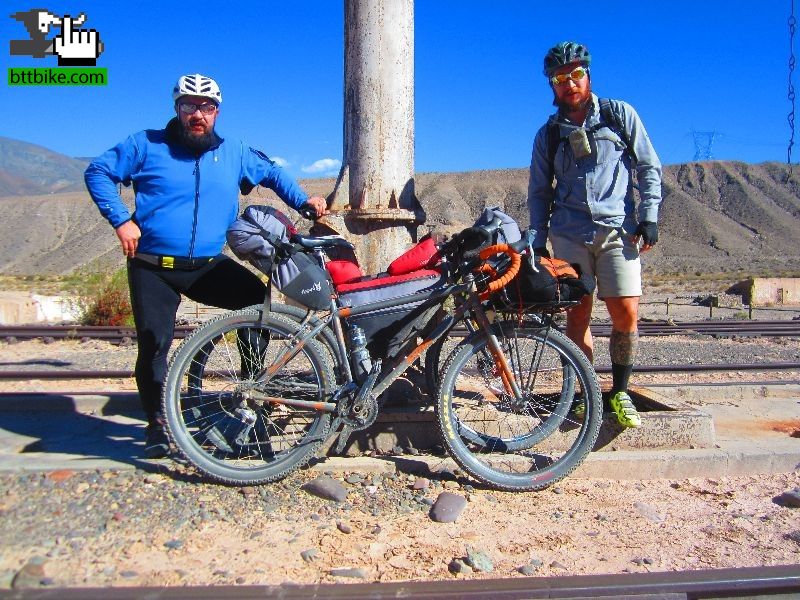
<box><xmin>8</xmin><ymin>68</ymin><xmax>107</xmax><ymax>86</ymax></box>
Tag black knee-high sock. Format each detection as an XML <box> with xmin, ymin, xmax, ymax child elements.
<box><xmin>609</xmin><ymin>329</ymin><xmax>638</xmax><ymax>395</ymax></box>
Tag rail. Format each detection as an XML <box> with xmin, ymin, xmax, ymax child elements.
<box><xmin>6</xmin><ymin>564</ymin><xmax>798</xmax><ymax>599</ymax></box>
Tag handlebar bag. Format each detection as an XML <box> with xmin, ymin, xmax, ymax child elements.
<box><xmin>337</xmin><ymin>268</ymin><xmax>446</xmax><ymax>358</ymax></box>
<box><xmin>504</xmin><ymin>256</ymin><xmax>595</xmax><ymax>306</ymax></box>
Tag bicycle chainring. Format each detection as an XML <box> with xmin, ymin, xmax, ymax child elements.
<box><xmin>341</xmin><ymin>394</ymin><xmax>379</xmax><ymax>431</ymax></box>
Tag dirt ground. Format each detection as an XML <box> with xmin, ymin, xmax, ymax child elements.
<box><xmin>0</xmin><ymin>333</ymin><xmax>799</xmax><ymax>588</ymax></box>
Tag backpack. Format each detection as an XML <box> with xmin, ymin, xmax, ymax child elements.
<box><xmin>546</xmin><ymin>98</ymin><xmax>635</xmax><ymax>181</ymax></box>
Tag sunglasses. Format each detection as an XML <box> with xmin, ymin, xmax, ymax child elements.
<box><xmin>550</xmin><ymin>66</ymin><xmax>588</xmax><ymax>86</ymax></box>
<box><xmin>178</xmin><ymin>101</ymin><xmax>217</xmax><ymax>115</ymax></box>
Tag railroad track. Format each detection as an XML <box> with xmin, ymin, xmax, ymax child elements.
<box><xmin>0</xmin><ymin>361</ymin><xmax>798</xmax><ymax>381</ymax></box>
<box><xmin>11</xmin><ymin>564</ymin><xmax>800</xmax><ymax>599</ymax></box>
<box><xmin>1</xmin><ymin>319</ymin><xmax>799</xmax><ymax>344</ymax></box>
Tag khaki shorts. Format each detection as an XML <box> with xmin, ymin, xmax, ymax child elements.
<box><xmin>550</xmin><ymin>227</ymin><xmax>642</xmax><ymax>299</ymax></box>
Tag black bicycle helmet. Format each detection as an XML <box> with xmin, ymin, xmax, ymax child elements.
<box><xmin>543</xmin><ymin>41</ymin><xmax>591</xmax><ymax>77</ymax></box>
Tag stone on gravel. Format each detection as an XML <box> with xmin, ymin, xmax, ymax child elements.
<box><xmin>412</xmin><ymin>477</ymin><xmax>430</xmax><ymax>490</ymax></box>
<box><xmin>300</xmin><ymin>549</ymin><xmax>319</xmax><ymax>563</ymax></box>
<box><xmin>780</xmin><ymin>488</ymin><xmax>800</xmax><ymax>508</ymax></box>
<box><xmin>448</xmin><ymin>559</ymin><xmax>472</xmax><ymax>575</ymax></box>
<box><xmin>465</xmin><ymin>547</ymin><xmax>493</xmax><ymax>573</ymax></box>
<box><xmin>336</xmin><ymin>521</ymin><xmax>352</xmax><ymax>534</ymax></box>
<box><xmin>329</xmin><ymin>567</ymin><xmax>367</xmax><ymax>579</ymax></box>
<box><xmin>429</xmin><ymin>492</ymin><xmax>467</xmax><ymax>523</ymax></box>
<box><xmin>46</xmin><ymin>470</ymin><xmax>75</xmax><ymax>483</ymax></box>
<box><xmin>301</xmin><ymin>476</ymin><xmax>348</xmax><ymax>502</ymax></box>
<box><xmin>164</xmin><ymin>539</ymin><xmax>184</xmax><ymax>550</ymax></box>
<box><xmin>517</xmin><ymin>564</ymin><xmax>537</xmax><ymax>576</ymax></box>
<box><xmin>634</xmin><ymin>502</ymin><xmax>666</xmax><ymax>523</ymax></box>
<box><xmin>11</xmin><ymin>557</ymin><xmax>47</xmax><ymax>589</ymax></box>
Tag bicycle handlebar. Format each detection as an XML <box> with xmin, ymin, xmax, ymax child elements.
<box><xmin>475</xmin><ymin>244</ymin><xmax>521</xmax><ymax>298</ymax></box>
<box><xmin>298</xmin><ymin>205</ymin><xmax>319</xmax><ymax>221</ymax></box>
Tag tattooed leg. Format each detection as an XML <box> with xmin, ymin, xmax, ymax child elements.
<box><xmin>610</xmin><ymin>329</ymin><xmax>639</xmax><ymax>394</ymax></box>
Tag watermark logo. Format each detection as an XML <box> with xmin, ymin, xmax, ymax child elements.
<box><xmin>10</xmin><ymin>9</ymin><xmax>103</xmax><ymax>65</ymax></box>
<box><xmin>8</xmin><ymin>8</ymin><xmax>106</xmax><ymax>86</ymax></box>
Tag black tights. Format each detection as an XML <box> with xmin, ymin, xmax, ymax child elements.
<box><xmin>127</xmin><ymin>256</ymin><xmax>266</xmax><ymax>423</ymax></box>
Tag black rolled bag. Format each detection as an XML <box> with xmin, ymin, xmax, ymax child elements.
<box><xmin>502</xmin><ymin>255</ymin><xmax>595</xmax><ymax>306</ymax></box>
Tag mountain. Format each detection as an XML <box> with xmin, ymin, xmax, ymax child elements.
<box><xmin>0</xmin><ymin>136</ymin><xmax>797</xmax><ymax>278</ymax></box>
<box><xmin>0</xmin><ymin>137</ymin><xmax>89</xmax><ymax>197</ymax></box>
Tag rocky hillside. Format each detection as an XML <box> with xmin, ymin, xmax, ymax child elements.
<box><xmin>0</xmin><ymin>137</ymin><xmax>88</xmax><ymax>197</ymax></box>
<box><xmin>0</xmin><ymin>157</ymin><xmax>798</xmax><ymax>278</ymax></box>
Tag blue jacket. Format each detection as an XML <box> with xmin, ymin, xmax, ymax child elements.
<box><xmin>527</xmin><ymin>94</ymin><xmax>662</xmax><ymax>248</ymax></box>
<box><xmin>84</xmin><ymin>118</ymin><xmax>309</xmax><ymax>257</ymax></box>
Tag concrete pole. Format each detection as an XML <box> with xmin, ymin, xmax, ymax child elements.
<box><xmin>319</xmin><ymin>0</ymin><xmax>424</xmax><ymax>276</ymax></box>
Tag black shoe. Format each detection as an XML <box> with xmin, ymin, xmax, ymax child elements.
<box><xmin>144</xmin><ymin>422</ymin><xmax>170</xmax><ymax>459</ymax></box>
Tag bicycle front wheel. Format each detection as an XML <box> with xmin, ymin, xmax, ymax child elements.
<box><xmin>162</xmin><ymin>308</ymin><xmax>335</xmax><ymax>485</ymax></box>
<box><xmin>436</xmin><ymin>322</ymin><xmax>601</xmax><ymax>491</ymax></box>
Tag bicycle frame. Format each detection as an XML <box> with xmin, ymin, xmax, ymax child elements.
<box><xmin>245</xmin><ymin>248</ymin><xmax>526</xmax><ymax>413</ymax></box>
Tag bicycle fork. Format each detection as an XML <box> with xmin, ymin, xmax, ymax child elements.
<box><xmin>469</xmin><ymin>295</ymin><xmax>524</xmax><ymax>401</ymax></box>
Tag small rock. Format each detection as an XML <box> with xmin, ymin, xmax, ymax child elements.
<box><xmin>337</xmin><ymin>521</ymin><xmax>352</xmax><ymax>534</ymax></box>
<box><xmin>371</xmin><ymin>525</ymin><xmax>382</xmax><ymax>535</ymax></box>
<box><xmin>634</xmin><ymin>502</ymin><xmax>666</xmax><ymax>523</ymax></box>
<box><xmin>429</xmin><ymin>492</ymin><xmax>467</xmax><ymax>523</ymax></box>
<box><xmin>448</xmin><ymin>559</ymin><xmax>472</xmax><ymax>575</ymax></box>
<box><xmin>235</xmin><ymin>576</ymin><xmax>246</xmax><ymax>584</ymax></box>
<box><xmin>517</xmin><ymin>564</ymin><xmax>537</xmax><ymax>576</ymax></box>
<box><xmin>345</xmin><ymin>474</ymin><xmax>363</xmax><ymax>485</ymax></box>
<box><xmin>406</xmin><ymin>447</ymin><xmax>420</xmax><ymax>456</ymax></box>
<box><xmin>11</xmin><ymin>557</ymin><xmax>47</xmax><ymax>589</ymax></box>
<box><xmin>550</xmin><ymin>560</ymin><xmax>567</xmax><ymax>570</ymax></box>
<box><xmin>329</xmin><ymin>567</ymin><xmax>367</xmax><ymax>579</ymax></box>
<box><xmin>465</xmin><ymin>547</ymin><xmax>493</xmax><ymax>573</ymax></box>
<box><xmin>780</xmin><ymin>488</ymin><xmax>800</xmax><ymax>508</ymax></box>
<box><xmin>301</xmin><ymin>549</ymin><xmax>319</xmax><ymax>563</ymax></box>
<box><xmin>442</xmin><ymin>480</ymin><xmax>460</xmax><ymax>490</ymax></box>
<box><xmin>301</xmin><ymin>476</ymin><xmax>348</xmax><ymax>502</ymax></box>
<box><xmin>391</xmin><ymin>445</ymin><xmax>404</xmax><ymax>455</ymax></box>
<box><xmin>46</xmin><ymin>470</ymin><xmax>75</xmax><ymax>483</ymax></box>
<box><xmin>412</xmin><ymin>477</ymin><xmax>430</xmax><ymax>490</ymax></box>
<box><xmin>164</xmin><ymin>539</ymin><xmax>184</xmax><ymax>550</ymax></box>
<box><xmin>552</xmin><ymin>487</ymin><xmax>564</xmax><ymax>494</ymax></box>
<box><xmin>120</xmin><ymin>570</ymin><xmax>138</xmax><ymax>579</ymax></box>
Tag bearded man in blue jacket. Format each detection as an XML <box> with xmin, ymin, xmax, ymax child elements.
<box><xmin>85</xmin><ymin>73</ymin><xmax>327</xmax><ymax>459</ymax></box>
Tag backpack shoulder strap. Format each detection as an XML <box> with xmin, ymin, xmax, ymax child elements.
<box><xmin>598</xmin><ymin>98</ymin><xmax>637</xmax><ymax>162</ymax></box>
<box><xmin>546</xmin><ymin>120</ymin><xmax>562</xmax><ymax>182</ymax></box>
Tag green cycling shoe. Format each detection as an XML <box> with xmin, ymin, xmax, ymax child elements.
<box><xmin>609</xmin><ymin>391</ymin><xmax>641</xmax><ymax>428</ymax></box>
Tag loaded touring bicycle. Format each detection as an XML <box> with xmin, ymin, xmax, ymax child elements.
<box><xmin>161</xmin><ymin>205</ymin><xmax>601</xmax><ymax>491</ymax></box>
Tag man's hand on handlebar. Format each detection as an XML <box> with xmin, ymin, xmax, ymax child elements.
<box><xmin>301</xmin><ymin>196</ymin><xmax>328</xmax><ymax>219</ymax></box>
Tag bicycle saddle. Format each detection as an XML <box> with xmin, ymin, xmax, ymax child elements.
<box><xmin>291</xmin><ymin>233</ymin><xmax>355</xmax><ymax>250</ymax></box>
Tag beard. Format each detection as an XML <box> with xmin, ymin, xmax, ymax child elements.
<box><xmin>553</xmin><ymin>82</ymin><xmax>592</xmax><ymax>113</ymax></box>
<box><xmin>178</xmin><ymin>121</ymin><xmax>218</xmax><ymax>154</ymax></box>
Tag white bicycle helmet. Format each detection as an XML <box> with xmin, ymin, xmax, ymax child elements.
<box><xmin>172</xmin><ymin>73</ymin><xmax>222</xmax><ymax>105</ymax></box>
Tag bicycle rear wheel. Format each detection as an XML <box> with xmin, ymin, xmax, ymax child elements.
<box><xmin>435</xmin><ymin>321</ymin><xmax>601</xmax><ymax>491</ymax></box>
<box><xmin>162</xmin><ymin>308</ymin><xmax>335</xmax><ymax>485</ymax></box>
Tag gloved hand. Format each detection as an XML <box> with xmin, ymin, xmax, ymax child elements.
<box><xmin>633</xmin><ymin>221</ymin><xmax>658</xmax><ymax>250</ymax></box>
<box><xmin>533</xmin><ymin>247</ymin><xmax>551</xmax><ymax>259</ymax></box>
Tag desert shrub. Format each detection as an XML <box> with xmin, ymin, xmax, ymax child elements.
<box><xmin>72</xmin><ymin>268</ymin><xmax>134</xmax><ymax>327</ymax></box>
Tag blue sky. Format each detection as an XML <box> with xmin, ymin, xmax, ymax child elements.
<box><xmin>1</xmin><ymin>1</ymin><xmax>792</xmax><ymax>179</ymax></box>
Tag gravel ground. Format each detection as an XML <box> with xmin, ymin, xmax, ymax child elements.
<box><xmin>0</xmin><ymin>468</ymin><xmax>798</xmax><ymax>588</ymax></box>
<box><xmin>0</xmin><ymin>311</ymin><xmax>799</xmax><ymax>589</ymax></box>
